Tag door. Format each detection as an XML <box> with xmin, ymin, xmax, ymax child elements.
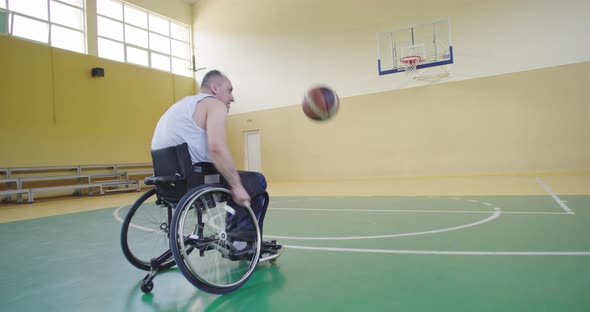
<box><xmin>244</xmin><ymin>131</ymin><xmax>261</xmax><ymax>172</ymax></box>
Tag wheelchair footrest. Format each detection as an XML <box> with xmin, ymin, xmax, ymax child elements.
<box><xmin>261</xmin><ymin>240</ymin><xmax>282</xmax><ymax>253</ymax></box>
<box><xmin>259</xmin><ymin>240</ymin><xmax>284</xmax><ymax>263</ymax></box>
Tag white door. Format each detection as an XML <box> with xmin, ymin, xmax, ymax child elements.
<box><xmin>244</xmin><ymin>131</ymin><xmax>261</xmax><ymax>172</ymax></box>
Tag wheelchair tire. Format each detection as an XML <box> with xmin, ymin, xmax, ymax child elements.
<box><xmin>170</xmin><ymin>184</ymin><xmax>262</xmax><ymax>294</ymax></box>
<box><xmin>121</xmin><ymin>188</ymin><xmax>176</xmax><ymax>271</ymax></box>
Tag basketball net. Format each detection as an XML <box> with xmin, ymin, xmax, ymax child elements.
<box><xmin>400</xmin><ymin>56</ymin><xmax>422</xmax><ymax>76</ymax></box>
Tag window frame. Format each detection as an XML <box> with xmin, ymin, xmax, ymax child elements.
<box><xmin>1</xmin><ymin>0</ymin><xmax>86</xmax><ymax>54</ymax></box>
<box><xmin>96</xmin><ymin>0</ymin><xmax>193</xmax><ymax>77</ymax></box>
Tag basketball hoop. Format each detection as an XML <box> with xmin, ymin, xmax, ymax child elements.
<box><xmin>400</xmin><ymin>55</ymin><xmax>422</xmax><ymax>74</ymax></box>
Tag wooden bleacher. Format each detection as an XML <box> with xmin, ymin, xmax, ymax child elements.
<box><xmin>0</xmin><ymin>163</ymin><xmax>154</xmax><ymax>203</ymax></box>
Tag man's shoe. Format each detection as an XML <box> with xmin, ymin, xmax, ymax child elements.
<box><xmin>227</xmin><ymin>241</ymin><xmax>254</xmax><ymax>261</ymax></box>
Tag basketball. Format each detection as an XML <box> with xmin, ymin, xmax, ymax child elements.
<box><xmin>302</xmin><ymin>86</ymin><xmax>340</xmax><ymax>121</ymax></box>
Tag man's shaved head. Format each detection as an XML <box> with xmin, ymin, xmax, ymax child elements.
<box><xmin>200</xmin><ymin>70</ymin><xmax>234</xmax><ymax>108</ymax></box>
<box><xmin>201</xmin><ymin>70</ymin><xmax>226</xmax><ymax>89</ymax></box>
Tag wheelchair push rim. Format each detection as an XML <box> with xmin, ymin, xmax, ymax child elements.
<box><xmin>170</xmin><ymin>185</ymin><xmax>262</xmax><ymax>294</ymax></box>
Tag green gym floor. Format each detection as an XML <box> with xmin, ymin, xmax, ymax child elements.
<box><xmin>0</xmin><ymin>174</ymin><xmax>589</xmax><ymax>311</ymax></box>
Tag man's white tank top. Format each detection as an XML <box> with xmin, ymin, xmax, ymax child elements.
<box><xmin>151</xmin><ymin>93</ymin><xmax>214</xmax><ymax>163</ymax></box>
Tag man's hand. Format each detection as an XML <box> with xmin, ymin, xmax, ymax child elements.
<box><xmin>231</xmin><ymin>184</ymin><xmax>251</xmax><ymax>208</ymax></box>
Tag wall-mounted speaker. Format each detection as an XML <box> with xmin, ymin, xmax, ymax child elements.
<box><xmin>91</xmin><ymin>67</ymin><xmax>104</xmax><ymax>78</ymax></box>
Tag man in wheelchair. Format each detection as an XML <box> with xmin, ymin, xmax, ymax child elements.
<box><xmin>151</xmin><ymin>69</ymin><xmax>278</xmax><ymax>251</ymax></box>
<box><xmin>152</xmin><ymin>70</ymin><xmax>257</xmax><ymax>218</ymax></box>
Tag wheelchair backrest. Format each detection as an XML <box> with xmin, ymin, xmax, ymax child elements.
<box><xmin>151</xmin><ymin>143</ymin><xmax>193</xmax><ymax>201</ymax></box>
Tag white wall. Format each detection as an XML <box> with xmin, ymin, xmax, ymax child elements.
<box><xmin>192</xmin><ymin>0</ymin><xmax>590</xmax><ymax>114</ymax></box>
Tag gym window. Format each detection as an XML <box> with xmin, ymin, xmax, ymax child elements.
<box><xmin>96</xmin><ymin>0</ymin><xmax>192</xmax><ymax>77</ymax></box>
<box><xmin>0</xmin><ymin>0</ymin><xmax>86</xmax><ymax>54</ymax></box>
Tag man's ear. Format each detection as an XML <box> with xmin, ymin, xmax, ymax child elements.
<box><xmin>209</xmin><ymin>81</ymin><xmax>219</xmax><ymax>95</ymax></box>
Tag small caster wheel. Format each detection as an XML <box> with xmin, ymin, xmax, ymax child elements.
<box><xmin>141</xmin><ymin>281</ymin><xmax>154</xmax><ymax>293</ymax></box>
<box><xmin>270</xmin><ymin>259</ymin><xmax>277</xmax><ymax>264</ymax></box>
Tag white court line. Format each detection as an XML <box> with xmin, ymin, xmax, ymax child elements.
<box><xmin>284</xmin><ymin>245</ymin><xmax>590</xmax><ymax>256</ymax></box>
<box><xmin>271</xmin><ymin>208</ymin><xmax>490</xmax><ymax>213</ymax></box>
<box><xmin>501</xmin><ymin>211</ymin><xmax>570</xmax><ymax>215</ymax></box>
<box><xmin>112</xmin><ymin>200</ymin><xmax>581</xmax><ymax>256</ymax></box>
<box><xmin>269</xmin><ymin>208</ymin><xmax>569</xmax><ymax>215</ymax></box>
<box><xmin>535</xmin><ymin>177</ymin><xmax>574</xmax><ymax>214</ymax></box>
<box><xmin>113</xmin><ymin>206</ymin><xmax>156</xmax><ymax>232</ymax></box>
<box><xmin>113</xmin><ymin>206</ymin><xmax>125</xmax><ymax>223</ymax></box>
<box><xmin>266</xmin><ymin>209</ymin><xmax>501</xmax><ymax>240</ymax></box>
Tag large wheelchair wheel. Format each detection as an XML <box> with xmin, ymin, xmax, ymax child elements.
<box><xmin>121</xmin><ymin>188</ymin><xmax>176</xmax><ymax>271</ymax></box>
<box><xmin>170</xmin><ymin>184</ymin><xmax>262</xmax><ymax>294</ymax></box>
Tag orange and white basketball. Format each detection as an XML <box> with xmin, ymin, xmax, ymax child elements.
<box><xmin>302</xmin><ymin>86</ymin><xmax>340</xmax><ymax>121</ymax></box>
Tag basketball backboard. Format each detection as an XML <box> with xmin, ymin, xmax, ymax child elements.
<box><xmin>378</xmin><ymin>18</ymin><xmax>453</xmax><ymax>77</ymax></box>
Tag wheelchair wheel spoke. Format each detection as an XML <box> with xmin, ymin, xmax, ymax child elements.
<box><xmin>121</xmin><ymin>188</ymin><xmax>176</xmax><ymax>271</ymax></box>
<box><xmin>171</xmin><ymin>186</ymin><xmax>262</xmax><ymax>292</ymax></box>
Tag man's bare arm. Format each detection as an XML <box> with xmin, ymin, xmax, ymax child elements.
<box><xmin>202</xmin><ymin>99</ymin><xmax>250</xmax><ymax>205</ymax></box>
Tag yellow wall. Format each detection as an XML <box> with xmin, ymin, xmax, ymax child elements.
<box><xmin>228</xmin><ymin>62</ymin><xmax>590</xmax><ymax>181</ymax></box>
<box><xmin>0</xmin><ymin>36</ymin><xmax>196</xmax><ymax>167</ymax></box>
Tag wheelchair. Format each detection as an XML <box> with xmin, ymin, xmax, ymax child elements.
<box><xmin>120</xmin><ymin>143</ymin><xmax>284</xmax><ymax>294</ymax></box>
